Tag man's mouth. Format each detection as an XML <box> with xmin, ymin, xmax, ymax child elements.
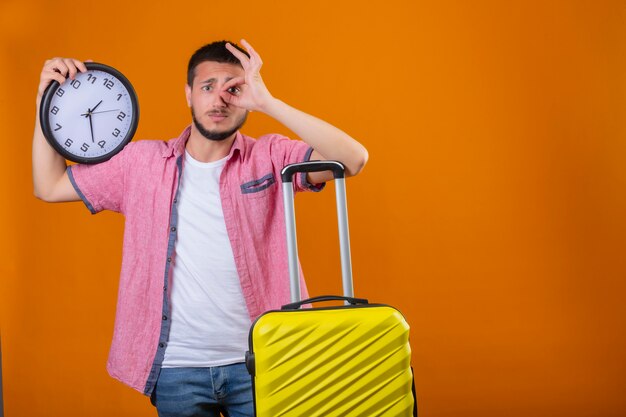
<box><xmin>208</xmin><ymin>112</ymin><xmax>227</xmax><ymax>122</ymax></box>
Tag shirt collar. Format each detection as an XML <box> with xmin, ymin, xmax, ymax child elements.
<box><xmin>162</xmin><ymin>126</ymin><xmax>245</xmax><ymax>161</ymax></box>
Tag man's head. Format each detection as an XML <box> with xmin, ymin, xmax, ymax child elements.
<box><xmin>187</xmin><ymin>40</ymin><xmax>249</xmax><ymax>87</ymax></box>
<box><xmin>186</xmin><ymin>41</ymin><xmax>250</xmax><ymax>142</ymax></box>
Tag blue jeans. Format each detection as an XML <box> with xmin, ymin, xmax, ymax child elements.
<box><xmin>152</xmin><ymin>363</ymin><xmax>254</xmax><ymax>417</ymax></box>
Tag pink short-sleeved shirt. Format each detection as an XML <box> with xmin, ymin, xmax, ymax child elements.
<box><xmin>67</xmin><ymin>126</ymin><xmax>321</xmax><ymax>395</ymax></box>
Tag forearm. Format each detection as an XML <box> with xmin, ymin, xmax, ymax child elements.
<box><xmin>261</xmin><ymin>98</ymin><xmax>368</xmax><ymax>176</ymax></box>
<box><xmin>32</xmin><ymin>110</ymin><xmax>72</xmax><ymax>202</ymax></box>
<box><xmin>32</xmin><ymin>57</ymin><xmax>85</xmax><ymax>202</ymax></box>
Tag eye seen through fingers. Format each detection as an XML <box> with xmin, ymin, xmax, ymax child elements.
<box><xmin>226</xmin><ymin>86</ymin><xmax>240</xmax><ymax>95</ymax></box>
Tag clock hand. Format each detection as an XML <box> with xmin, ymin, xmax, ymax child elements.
<box><xmin>88</xmin><ymin>114</ymin><xmax>95</xmax><ymax>143</ymax></box>
<box><xmin>91</xmin><ymin>100</ymin><xmax>103</xmax><ymax>113</ymax></box>
<box><xmin>91</xmin><ymin>109</ymin><xmax>120</xmax><ymax>115</ymax></box>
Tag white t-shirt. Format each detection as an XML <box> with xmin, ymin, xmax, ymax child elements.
<box><xmin>162</xmin><ymin>151</ymin><xmax>251</xmax><ymax>367</ymax></box>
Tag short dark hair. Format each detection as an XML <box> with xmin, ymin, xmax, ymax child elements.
<box><xmin>187</xmin><ymin>40</ymin><xmax>249</xmax><ymax>86</ymax></box>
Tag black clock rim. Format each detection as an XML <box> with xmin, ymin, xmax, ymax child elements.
<box><xmin>39</xmin><ymin>62</ymin><xmax>140</xmax><ymax>165</ymax></box>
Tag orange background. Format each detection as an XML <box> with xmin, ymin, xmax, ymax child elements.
<box><xmin>2</xmin><ymin>0</ymin><xmax>626</xmax><ymax>416</ymax></box>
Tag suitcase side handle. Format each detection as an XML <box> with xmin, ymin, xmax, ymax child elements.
<box><xmin>281</xmin><ymin>161</ymin><xmax>354</xmax><ymax>303</ymax></box>
<box><xmin>281</xmin><ymin>295</ymin><xmax>369</xmax><ymax>310</ymax></box>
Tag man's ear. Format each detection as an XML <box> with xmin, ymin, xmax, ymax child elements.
<box><xmin>185</xmin><ymin>84</ymin><xmax>192</xmax><ymax>107</ymax></box>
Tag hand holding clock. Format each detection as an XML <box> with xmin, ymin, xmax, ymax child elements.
<box><xmin>37</xmin><ymin>58</ymin><xmax>139</xmax><ymax>164</ymax></box>
<box><xmin>36</xmin><ymin>58</ymin><xmax>87</xmax><ymax>107</ymax></box>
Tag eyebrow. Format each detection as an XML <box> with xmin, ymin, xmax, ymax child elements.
<box><xmin>200</xmin><ymin>77</ymin><xmax>236</xmax><ymax>85</ymax></box>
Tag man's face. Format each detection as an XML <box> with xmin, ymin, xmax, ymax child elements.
<box><xmin>185</xmin><ymin>61</ymin><xmax>248</xmax><ymax>141</ymax></box>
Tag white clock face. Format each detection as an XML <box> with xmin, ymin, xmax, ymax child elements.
<box><xmin>44</xmin><ymin>66</ymin><xmax>137</xmax><ymax>162</ymax></box>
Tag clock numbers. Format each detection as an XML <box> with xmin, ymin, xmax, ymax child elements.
<box><xmin>98</xmin><ymin>140</ymin><xmax>107</xmax><ymax>148</ymax></box>
<box><xmin>117</xmin><ymin>93</ymin><xmax>123</xmax><ymax>101</ymax></box>
<box><xmin>103</xmin><ymin>78</ymin><xmax>114</xmax><ymax>90</ymax></box>
<box><xmin>70</xmin><ymin>79</ymin><xmax>81</xmax><ymax>89</ymax></box>
<box><xmin>51</xmin><ymin>106</ymin><xmax>59</xmax><ymax>115</ymax></box>
<box><xmin>117</xmin><ymin>112</ymin><xmax>126</xmax><ymax>121</ymax></box>
<box><xmin>87</xmin><ymin>74</ymin><xmax>97</xmax><ymax>84</ymax></box>
<box><xmin>64</xmin><ymin>138</ymin><xmax>73</xmax><ymax>147</ymax></box>
<box><xmin>81</xmin><ymin>143</ymin><xmax>90</xmax><ymax>152</ymax></box>
<box><xmin>112</xmin><ymin>128</ymin><xmax>121</xmax><ymax>137</ymax></box>
<box><xmin>56</xmin><ymin>88</ymin><xmax>65</xmax><ymax>97</ymax></box>
<box><xmin>54</xmin><ymin>123</ymin><xmax>62</xmax><ymax>131</ymax></box>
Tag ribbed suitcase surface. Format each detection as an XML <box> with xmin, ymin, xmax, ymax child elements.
<box><xmin>249</xmin><ymin>305</ymin><xmax>414</xmax><ymax>416</ymax></box>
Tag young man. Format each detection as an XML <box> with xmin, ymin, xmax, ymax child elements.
<box><xmin>32</xmin><ymin>39</ymin><xmax>368</xmax><ymax>417</ymax></box>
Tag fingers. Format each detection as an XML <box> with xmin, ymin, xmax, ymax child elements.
<box><xmin>225</xmin><ymin>43</ymin><xmax>250</xmax><ymax>69</ymax></box>
<box><xmin>64</xmin><ymin>58</ymin><xmax>79</xmax><ymax>80</ymax></box>
<box><xmin>219</xmin><ymin>77</ymin><xmax>245</xmax><ymax>106</ymax></box>
<box><xmin>223</xmin><ymin>41</ymin><xmax>273</xmax><ymax>112</ymax></box>
<box><xmin>219</xmin><ymin>90</ymin><xmax>237</xmax><ymax>106</ymax></box>
<box><xmin>222</xmin><ymin>76</ymin><xmax>245</xmax><ymax>92</ymax></box>
<box><xmin>38</xmin><ymin>57</ymin><xmax>87</xmax><ymax>99</ymax></box>
<box><xmin>72</xmin><ymin>58</ymin><xmax>88</xmax><ymax>76</ymax></box>
<box><xmin>226</xmin><ymin>39</ymin><xmax>263</xmax><ymax>72</ymax></box>
<box><xmin>43</xmin><ymin>57</ymin><xmax>87</xmax><ymax>81</ymax></box>
<box><xmin>41</xmin><ymin>67</ymin><xmax>66</xmax><ymax>86</ymax></box>
<box><xmin>240</xmin><ymin>39</ymin><xmax>263</xmax><ymax>67</ymax></box>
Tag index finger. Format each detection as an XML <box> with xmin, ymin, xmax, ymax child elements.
<box><xmin>74</xmin><ymin>59</ymin><xmax>88</xmax><ymax>73</ymax></box>
<box><xmin>62</xmin><ymin>58</ymin><xmax>84</xmax><ymax>80</ymax></box>
<box><xmin>223</xmin><ymin>76</ymin><xmax>245</xmax><ymax>88</ymax></box>
<box><xmin>225</xmin><ymin>43</ymin><xmax>250</xmax><ymax>69</ymax></box>
<box><xmin>239</xmin><ymin>39</ymin><xmax>263</xmax><ymax>67</ymax></box>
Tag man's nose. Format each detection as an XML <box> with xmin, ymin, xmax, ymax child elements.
<box><xmin>210</xmin><ymin>91</ymin><xmax>227</xmax><ymax>108</ymax></box>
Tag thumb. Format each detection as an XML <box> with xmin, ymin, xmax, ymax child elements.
<box><xmin>220</xmin><ymin>91</ymin><xmax>241</xmax><ymax>107</ymax></box>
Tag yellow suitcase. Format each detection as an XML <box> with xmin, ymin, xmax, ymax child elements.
<box><xmin>245</xmin><ymin>161</ymin><xmax>417</xmax><ymax>416</ymax></box>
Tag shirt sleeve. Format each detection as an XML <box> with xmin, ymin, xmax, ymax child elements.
<box><xmin>67</xmin><ymin>146</ymin><xmax>129</xmax><ymax>214</ymax></box>
<box><xmin>262</xmin><ymin>134</ymin><xmax>326</xmax><ymax>194</ymax></box>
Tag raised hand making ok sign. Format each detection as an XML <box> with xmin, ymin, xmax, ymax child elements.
<box><xmin>221</xmin><ymin>39</ymin><xmax>275</xmax><ymax>112</ymax></box>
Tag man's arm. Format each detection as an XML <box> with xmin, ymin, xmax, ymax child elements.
<box><xmin>222</xmin><ymin>40</ymin><xmax>368</xmax><ymax>184</ymax></box>
<box><xmin>32</xmin><ymin>58</ymin><xmax>86</xmax><ymax>202</ymax></box>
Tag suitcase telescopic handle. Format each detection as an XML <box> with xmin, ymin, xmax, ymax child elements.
<box><xmin>281</xmin><ymin>295</ymin><xmax>369</xmax><ymax>310</ymax></box>
<box><xmin>281</xmin><ymin>160</ymin><xmax>354</xmax><ymax>303</ymax></box>
<box><xmin>281</xmin><ymin>161</ymin><xmax>345</xmax><ymax>182</ymax></box>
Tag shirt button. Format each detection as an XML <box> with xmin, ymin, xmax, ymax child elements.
<box><xmin>173</xmin><ymin>199</ymin><xmax>177</xmax><ymax>204</ymax></box>
<box><xmin>167</xmin><ymin>257</ymin><xmax>172</xmax><ymax>263</ymax></box>
<box><xmin>171</xmin><ymin>226</ymin><xmax>176</xmax><ymax>232</ymax></box>
<box><xmin>162</xmin><ymin>315</ymin><xmax>168</xmax><ymax>321</ymax></box>
<box><xmin>159</xmin><ymin>342</ymin><xmax>165</xmax><ymax>348</ymax></box>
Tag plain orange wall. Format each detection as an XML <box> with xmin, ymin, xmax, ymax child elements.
<box><xmin>2</xmin><ymin>0</ymin><xmax>626</xmax><ymax>416</ymax></box>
